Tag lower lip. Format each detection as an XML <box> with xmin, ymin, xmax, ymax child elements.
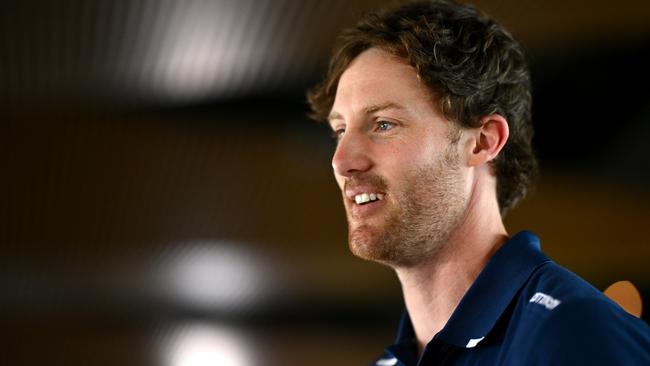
<box><xmin>349</xmin><ymin>198</ymin><xmax>386</xmax><ymax>217</ymax></box>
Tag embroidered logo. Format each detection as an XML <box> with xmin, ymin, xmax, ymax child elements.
<box><xmin>376</xmin><ymin>357</ymin><xmax>398</xmax><ymax>366</ymax></box>
<box><xmin>466</xmin><ymin>336</ymin><xmax>485</xmax><ymax>348</ymax></box>
<box><xmin>529</xmin><ymin>292</ymin><xmax>561</xmax><ymax>310</ymax></box>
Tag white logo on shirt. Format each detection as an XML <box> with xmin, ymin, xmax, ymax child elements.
<box><xmin>529</xmin><ymin>292</ymin><xmax>561</xmax><ymax>310</ymax></box>
<box><xmin>466</xmin><ymin>336</ymin><xmax>485</xmax><ymax>348</ymax></box>
<box><xmin>376</xmin><ymin>357</ymin><xmax>398</xmax><ymax>366</ymax></box>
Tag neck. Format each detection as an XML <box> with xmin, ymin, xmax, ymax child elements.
<box><xmin>394</xmin><ymin>173</ymin><xmax>508</xmax><ymax>353</ymax></box>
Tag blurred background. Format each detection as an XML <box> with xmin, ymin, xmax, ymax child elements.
<box><xmin>1</xmin><ymin>0</ymin><xmax>649</xmax><ymax>365</ymax></box>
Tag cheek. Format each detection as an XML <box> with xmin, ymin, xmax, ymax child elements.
<box><xmin>390</xmin><ymin>141</ymin><xmax>437</xmax><ymax>168</ymax></box>
<box><xmin>380</xmin><ymin>146</ymin><xmax>421</xmax><ymax>186</ymax></box>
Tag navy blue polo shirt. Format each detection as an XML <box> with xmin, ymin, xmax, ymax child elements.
<box><xmin>372</xmin><ymin>231</ymin><xmax>650</xmax><ymax>365</ymax></box>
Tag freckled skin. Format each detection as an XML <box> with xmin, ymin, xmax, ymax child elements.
<box><xmin>330</xmin><ymin>48</ymin><xmax>471</xmax><ymax>267</ymax></box>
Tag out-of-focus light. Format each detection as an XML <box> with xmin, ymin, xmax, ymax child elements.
<box><xmin>156</xmin><ymin>241</ymin><xmax>275</xmax><ymax>312</ymax></box>
<box><xmin>167</xmin><ymin>324</ymin><xmax>253</xmax><ymax>366</ymax></box>
<box><xmin>138</xmin><ymin>0</ymin><xmax>256</xmax><ymax>102</ymax></box>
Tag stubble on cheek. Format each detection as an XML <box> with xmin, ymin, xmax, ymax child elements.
<box><xmin>344</xmin><ymin>145</ymin><xmax>466</xmax><ymax>268</ymax></box>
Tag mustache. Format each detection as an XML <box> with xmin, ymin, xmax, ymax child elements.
<box><xmin>344</xmin><ymin>174</ymin><xmax>389</xmax><ymax>192</ymax></box>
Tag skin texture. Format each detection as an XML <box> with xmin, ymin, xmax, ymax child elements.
<box><xmin>329</xmin><ymin>47</ymin><xmax>511</xmax><ymax>353</ymax></box>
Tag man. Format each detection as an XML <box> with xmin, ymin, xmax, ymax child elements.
<box><xmin>307</xmin><ymin>1</ymin><xmax>650</xmax><ymax>365</ymax></box>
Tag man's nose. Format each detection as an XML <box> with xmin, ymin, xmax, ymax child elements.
<box><xmin>332</xmin><ymin>130</ymin><xmax>372</xmax><ymax>177</ymax></box>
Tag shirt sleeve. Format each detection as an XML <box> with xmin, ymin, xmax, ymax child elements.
<box><xmin>527</xmin><ymin>297</ymin><xmax>650</xmax><ymax>365</ymax></box>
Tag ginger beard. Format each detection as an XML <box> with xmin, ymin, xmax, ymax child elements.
<box><xmin>344</xmin><ymin>144</ymin><xmax>467</xmax><ymax>268</ymax></box>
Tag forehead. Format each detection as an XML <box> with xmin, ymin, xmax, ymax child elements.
<box><xmin>332</xmin><ymin>47</ymin><xmax>437</xmax><ymax>118</ymax></box>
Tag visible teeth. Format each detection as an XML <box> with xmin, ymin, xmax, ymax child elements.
<box><xmin>353</xmin><ymin>192</ymin><xmax>384</xmax><ymax>205</ymax></box>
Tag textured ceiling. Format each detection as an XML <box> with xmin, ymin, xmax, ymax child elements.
<box><xmin>1</xmin><ymin>0</ymin><xmax>380</xmax><ymax>105</ymax></box>
<box><xmin>1</xmin><ymin>0</ymin><xmax>649</xmax><ymax>106</ymax></box>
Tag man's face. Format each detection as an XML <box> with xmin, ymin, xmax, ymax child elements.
<box><xmin>329</xmin><ymin>48</ymin><xmax>470</xmax><ymax>268</ymax></box>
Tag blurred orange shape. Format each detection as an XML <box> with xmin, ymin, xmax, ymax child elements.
<box><xmin>603</xmin><ymin>280</ymin><xmax>643</xmax><ymax>318</ymax></box>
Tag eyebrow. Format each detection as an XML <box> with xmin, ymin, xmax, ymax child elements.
<box><xmin>328</xmin><ymin>102</ymin><xmax>407</xmax><ymax>122</ymax></box>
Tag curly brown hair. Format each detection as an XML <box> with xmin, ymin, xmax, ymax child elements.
<box><xmin>307</xmin><ymin>0</ymin><xmax>537</xmax><ymax>216</ymax></box>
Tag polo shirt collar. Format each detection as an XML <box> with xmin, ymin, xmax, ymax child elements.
<box><xmin>394</xmin><ymin>230</ymin><xmax>550</xmax><ymax>349</ymax></box>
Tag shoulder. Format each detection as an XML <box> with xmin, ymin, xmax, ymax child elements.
<box><xmin>530</xmin><ymin>297</ymin><xmax>650</xmax><ymax>364</ymax></box>
<box><xmin>516</xmin><ymin>262</ymin><xmax>650</xmax><ymax>364</ymax></box>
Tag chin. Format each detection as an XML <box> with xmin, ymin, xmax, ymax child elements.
<box><xmin>347</xmin><ymin>221</ymin><xmax>449</xmax><ymax>268</ymax></box>
<box><xmin>348</xmin><ymin>224</ymin><xmax>396</xmax><ymax>265</ymax></box>
<box><xmin>348</xmin><ymin>225</ymin><xmax>378</xmax><ymax>258</ymax></box>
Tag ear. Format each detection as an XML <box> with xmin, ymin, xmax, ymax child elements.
<box><xmin>467</xmin><ymin>114</ymin><xmax>509</xmax><ymax>167</ymax></box>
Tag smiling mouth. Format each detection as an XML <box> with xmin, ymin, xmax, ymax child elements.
<box><xmin>354</xmin><ymin>192</ymin><xmax>385</xmax><ymax>205</ymax></box>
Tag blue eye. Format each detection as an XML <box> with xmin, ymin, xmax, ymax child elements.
<box><xmin>377</xmin><ymin>121</ymin><xmax>395</xmax><ymax>131</ymax></box>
